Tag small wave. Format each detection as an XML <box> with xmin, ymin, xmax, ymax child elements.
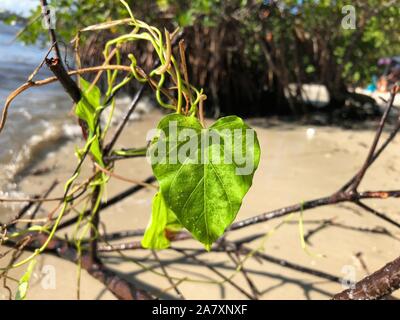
<box><xmin>62</xmin><ymin>123</ymin><xmax>82</xmax><ymax>138</ymax></box>
<box><xmin>0</xmin><ymin>189</ymin><xmax>29</xmax><ymax>211</ymax></box>
<box><xmin>16</xmin><ymin>108</ymin><xmax>33</xmax><ymax>120</ymax></box>
<box><xmin>103</xmin><ymin>95</ymin><xmax>155</xmax><ymax>125</ymax></box>
<box><xmin>3</xmin><ymin>122</ymin><xmax>81</xmax><ymax>181</ymax></box>
<box><xmin>1</xmin><ymin>96</ymin><xmax>155</xmax><ymax>183</ymax></box>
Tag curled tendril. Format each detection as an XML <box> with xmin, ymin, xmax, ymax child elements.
<box><xmin>103</xmin><ymin>0</ymin><xmax>205</xmax><ymax>118</ymax></box>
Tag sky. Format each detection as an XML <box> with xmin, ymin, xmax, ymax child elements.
<box><xmin>0</xmin><ymin>0</ymin><xmax>38</xmax><ymax>16</ymax></box>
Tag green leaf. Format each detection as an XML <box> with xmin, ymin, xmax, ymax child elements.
<box><xmin>75</xmin><ymin>78</ymin><xmax>104</xmax><ymax>166</ymax></box>
<box><xmin>15</xmin><ymin>259</ymin><xmax>37</xmax><ymax>300</ymax></box>
<box><xmin>88</xmin><ymin>132</ymin><xmax>104</xmax><ymax>166</ymax></box>
<box><xmin>150</xmin><ymin>114</ymin><xmax>260</xmax><ymax>250</ymax></box>
<box><xmin>81</xmin><ymin>77</ymin><xmax>101</xmax><ymax>108</ymax></box>
<box><xmin>75</xmin><ymin>78</ymin><xmax>100</xmax><ymax>132</ymax></box>
<box><xmin>142</xmin><ymin>192</ymin><xmax>181</xmax><ymax>250</ymax></box>
<box><xmin>166</xmin><ymin>206</ymin><xmax>182</xmax><ymax>232</ymax></box>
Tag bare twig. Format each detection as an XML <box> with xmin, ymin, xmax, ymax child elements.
<box><xmin>349</xmin><ymin>88</ymin><xmax>398</xmax><ymax>192</ymax></box>
<box><xmin>94</xmin><ymin>163</ymin><xmax>157</xmax><ymax>189</ymax></box>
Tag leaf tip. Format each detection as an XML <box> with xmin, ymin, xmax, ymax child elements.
<box><xmin>204</xmin><ymin>243</ymin><xmax>212</xmax><ymax>252</ymax></box>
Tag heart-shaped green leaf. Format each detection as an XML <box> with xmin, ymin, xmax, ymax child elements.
<box><xmin>149</xmin><ymin>114</ymin><xmax>260</xmax><ymax>249</ymax></box>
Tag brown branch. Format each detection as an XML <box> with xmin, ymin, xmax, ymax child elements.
<box><xmin>103</xmin><ymin>85</ymin><xmax>146</xmax><ymax>155</ymax></box>
<box><xmin>94</xmin><ymin>163</ymin><xmax>157</xmax><ymax>189</ymax></box>
<box><xmin>27</xmin><ymin>180</ymin><xmax>59</xmax><ymax>228</ymax></box>
<box><xmin>168</xmin><ymin>239</ymin><xmax>343</xmax><ymax>285</ymax></box>
<box><xmin>229</xmin><ymin>189</ymin><xmax>400</xmax><ymax>233</ymax></box>
<box><xmin>355</xmin><ymin>201</ymin><xmax>400</xmax><ymax>230</ymax></box>
<box><xmin>333</xmin><ymin>255</ymin><xmax>400</xmax><ymax>300</ymax></box>
<box><xmin>94</xmin><ymin>185</ymin><xmax>400</xmax><ymax>254</ymax></box>
<box><xmin>46</xmin><ymin>58</ymin><xmax>81</xmax><ymax>103</ymax></box>
<box><xmin>349</xmin><ymin>88</ymin><xmax>398</xmax><ymax>192</ymax></box>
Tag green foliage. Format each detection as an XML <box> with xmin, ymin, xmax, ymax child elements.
<box><xmin>3</xmin><ymin>1</ymin><xmax>398</xmax><ymax>95</ymax></box>
<box><xmin>149</xmin><ymin>114</ymin><xmax>260</xmax><ymax>249</ymax></box>
<box><xmin>267</xmin><ymin>0</ymin><xmax>400</xmax><ymax>87</ymax></box>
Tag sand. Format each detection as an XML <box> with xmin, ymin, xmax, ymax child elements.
<box><xmin>1</xmin><ymin>108</ymin><xmax>400</xmax><ymax>300</ymax></box>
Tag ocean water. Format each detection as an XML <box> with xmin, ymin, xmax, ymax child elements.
<box><xmin>0</xmin><ymin>22</ymin><xmax>78</xmax><ymax>186</ymax></box>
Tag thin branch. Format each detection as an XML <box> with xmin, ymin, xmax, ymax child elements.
<box><xmin>94</xmin><ymin>163</ymin><xmax>157</xmax><ymax>189</ymax></box>
<box><xmin>350</xmin><ymin>88</ymin><xmax>398</xmax><ymax>192</ymax></box>
<box><xmin>355</xmin><ymin>201</ymin><xmax>400</xmax><ymax>229</ymax></box>
<box><xmin>103</xmin><ymin>85</ymin><xmax>145</xmax><ymax>155</ymax></box>
<box><xmin>340</xmin><ymin>88</ymin><xmax>399</xmax><ymax>192</ymax></box>
<box><xmin>0</xmin><ymin>65</ymin><xmax>132</xmax><ymax>134</ymax></box>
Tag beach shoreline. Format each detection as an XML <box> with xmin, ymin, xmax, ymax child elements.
<box><xmin>1</xmin><ymin>107</ymin><xmax>400</xmax><ymax>300</ymax></box>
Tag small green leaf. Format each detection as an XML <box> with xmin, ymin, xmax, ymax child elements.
<box><xmin>150</xmin><ymin>114</ymin><xmax>260</xmax><ymax>249</ymax></box>
<box><xmin>15</xmin><ymin>259</ymin><xmax>37</xmax><ymax>300</ymax></box>
<box><xmin>142</xmin><ymin>192</ymin><xmax>180</xmax><ymax>250</ymax></box>
<box><xmin>75</xmin><ymin>78</ymin><xmax>100</xmax><ymax>132</ymax></box>
<box><xmin>166</xmin><ymin>206</ymin><xmax>182</xmax><ymax>232</ymax></box>
<box><xmin>75</xmin><ymin>78</ymin><xmax>104</xmax><ymax>166</ymax></box>
<box><xmin>80</xmin><ymin>78</ymin><xmax>101</xmax><ymax>110</ymax></box>
<box><xmin>88</xmin><ymin>132</ymin><xmax>104</xmax><ymax>166</ymax></box>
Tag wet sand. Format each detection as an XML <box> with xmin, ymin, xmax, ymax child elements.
<box><xmin>1</xmin><ymin>109</ymin><xmax>400</xmax><ymax>300</ymax></box>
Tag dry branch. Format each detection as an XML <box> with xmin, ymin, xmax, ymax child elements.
<box><xmin>333</xmin><ymin>255</ymin><xmax>400</xmax><ymax>300</ymax></box>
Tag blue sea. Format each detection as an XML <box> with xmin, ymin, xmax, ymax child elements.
<box><xmin>0</xmin><ymin>22</ymin><xmax>76</xmax><ymax>184</ymax></box>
